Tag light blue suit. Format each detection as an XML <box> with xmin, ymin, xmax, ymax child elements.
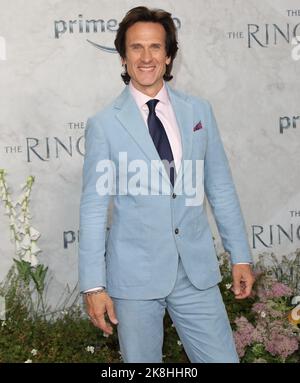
<box><xmin>78</xmin><ymin>83</ymin><xmax>253</xmax><ymax>362</ymax></box>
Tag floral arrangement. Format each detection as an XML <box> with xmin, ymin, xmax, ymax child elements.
<box><xmin>0</xmin><ymin>169</ymin><xmax>47</xmax><ymax>315</ymax></box>
<box><xmin>0</xmin><ymin>169</ymin><xmax>41</xmax><ymax>266</ymax></box>
<box><xmin>1</xmin><ymin>169</ymin><xmax>300</xmax><ymax>363</ymax></box>
<box><xmin>219</xmin><ymin>251</ymin><xmax>300</xmax><ymax>363</ymax></box>
<box><xmin>234</xmin><ymin>277</ymin><xmax>299</xmax><ymax>362</ymax></box>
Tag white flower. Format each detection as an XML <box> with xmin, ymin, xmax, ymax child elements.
<box><xmin>177</xmin><ymin>340</ymin><xmax>182</xmax><ymax>346</ymax></box>
<box><xmin>30</xmin><ymin>241</ymin><xmax>41</xmax><ymax>255</ymax></box>
<box><xmin>21</xmin><ymin>234</ymin><xmax>31</xmax><ymax>249</ymax></box>
<box><xmin>18</xmin><ymin>214</ymin><xmax>25</xmax><ymax>223</ymax></box>
<box><xmin>226</xmin><ymin>283</ymin><xmax>232</xmax><ymax>290</ymax></box>
<box><xmin>22</xmin><ymin>251</ymin><xmax>38</xmax><ymax>267</ymax></box>
<box><xmin>1</xmin><ymin>321</ymin><xmax>6</xmax><ymax>327</ymax></box>
<box><xmin>10</xmin><ymin>228</ymin><xmax>15</xmax><ymax>242</ymax></box>
<box><xmin>24</xmin><ymin>359</ymin><xmax>32</xmax><ymax>363</ymax></box>
<box><xmin>171</xmin><ymin>323</ymin><xmax>175</xmax><ymax>327</ymax></box>
<box><xmin>31</xmin><ymin>349</ymin><xmax>38</xmax><ymax>356</ymax></box>
<box><xmin>86</xmin><ymin>346</ymin><xmax>95</xmax><ymax>354</ymax></box>
<box><xmin>29</xmin><ymin>227</ymin><xmax>40</xmax><ymax>241</ymax></box>
<box><xmin>9</xmin><ymin>214</ymin><xmax>15</xmax><ymax>225</ymax></box>
<box><xmin>17</xmin><ymin>247</ymin><xmax>26</xmax><ymax>257</ymax></box>
<box><xmin>15</xmin><ymin>240</ymin><xmax>21</xmax><ymax>253</ymax></box>
<box><xmin>15</xmin><ymin>194</ymin><xmax>25</xmax><ymax>206</ymax></box>
<box><xmin>103</xmin><ymin>332</ymin><xmax>110</xmax><ymax>338</ymax></box>
<box><xmin>261</xmin><ymin>311</ymin><xmax>266</xmax><ymax>318</ymax></box>
<box><xmin>15</xmin><ymin>231</ymin><xmax>22</xmax><ymax>241</ymax></box>
<box><xmin>18</xmin><ymin>226</ymin><xmax>26</xmax><ymax>235</ymax></box>
<box><xmin>21</xmin><ymin>199</ymin><xmax>28</xmax><ymax>209</ymax></box>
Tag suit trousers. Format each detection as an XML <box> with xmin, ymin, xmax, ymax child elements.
<box><xmin>111</xmin><ymin>256</ymin><xmax>239</xmax><ymax>363</ymax></box>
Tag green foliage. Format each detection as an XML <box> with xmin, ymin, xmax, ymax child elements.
<box><xmin>29</xmin><ymin>264</ymin><xmax>48</xmax><ymax>295</ymax></box>
<box><xmin>0</xmin><ymin>279</ymin><xmax>188</xmax><ymax>363</ymax></box>
<box><xmin>13</xmin><ymin>259</ymin><xmax>31</xmax><ymax>286</ymax></box>
<box><xmin>255</xmin><ymin>250</ymin><xmax>300</xmax><ymax>292</ymax></box>
<box><xmin>12</xmin><ymin>259</ymin><xmax>47</xmax><ymax>295</ymax></box>
<box><xmin>1</xmin><ymin>250</ymin><xmax>300</xmax><ymax>363</ymax></box>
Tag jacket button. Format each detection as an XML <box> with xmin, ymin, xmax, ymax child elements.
<box><xmin>172</xmin><ymin>193</ymin><xmax>177</xmax><ymax>199</ymax></box>
<box><xmin>175</xmin><ymin>228</ymin><xmax>179</xmax><ymax>235</ymax></box>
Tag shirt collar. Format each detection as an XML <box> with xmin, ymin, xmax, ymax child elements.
<box><xmin>129</xmin><ymin>81</ymin><xmax>170</xmax><ymax>110</ymax></box>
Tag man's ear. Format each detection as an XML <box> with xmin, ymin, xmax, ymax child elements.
<box><xmin>166</xmin><ymin>56</ymin><xmax>171</xmax><ymax>65</ymax></box>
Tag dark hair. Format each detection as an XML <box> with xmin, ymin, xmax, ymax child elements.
<box><xmin>114</xmin><ymin>6</ymin><xmax>178</xmax><ymax>84</ymax></box>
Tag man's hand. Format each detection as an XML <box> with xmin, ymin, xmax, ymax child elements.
<box><xmin>84</xmin><ymin>291</ymin><xmax>119</xmax><ymax>335</ymax></box>
<box><xmin>231</xmin><ymin>264</ymin><xmax>255</xmax><ymax>299</ymax></box>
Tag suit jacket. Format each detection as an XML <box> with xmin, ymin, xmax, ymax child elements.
<box><xmin>78</xmin><ymin>83</ymin><xmax>253</xmax><ymax>299</ymax></box>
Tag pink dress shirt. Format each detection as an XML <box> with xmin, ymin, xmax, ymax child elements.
<box><xmin>129</xmin><ymin>80</ymin><xmax>182</xmax><ymax>173</ymax></box>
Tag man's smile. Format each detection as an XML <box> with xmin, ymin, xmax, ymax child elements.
<box><xmin>138</xmin><ymin>66</ymin><xmax>156</xmax><ymax>72</ymax></box>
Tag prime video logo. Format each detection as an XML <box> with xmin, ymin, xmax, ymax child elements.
<box><xmin>54</xmin><ymin>14</ymin><xmax>181</xmax><ymax>53</ymax></box>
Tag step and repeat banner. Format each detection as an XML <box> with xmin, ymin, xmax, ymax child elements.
<box><xmin>0</xmin><ymin>0</ymin><xmax>299</xmax><ymax>303</ymax></box>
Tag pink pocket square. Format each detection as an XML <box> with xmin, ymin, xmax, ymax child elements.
<box><xmin>193</xmin><ymin>121</ymin><xmax>203</xmax><ymax>132</ymax></box>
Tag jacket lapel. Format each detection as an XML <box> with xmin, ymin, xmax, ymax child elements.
<box><xmin>115</xmin><ymin>86</ymin><xmax>171</xmax><ymax>185</ymax></box>
<box><xmin>166</xmin><ymin>84</ymin><xmax>194</xmax><ymax>190</ymax></box>
<box><xmin>114</xmin><ymin>84</ymin><xmax>194</xmax><ymax>190</ymax></box>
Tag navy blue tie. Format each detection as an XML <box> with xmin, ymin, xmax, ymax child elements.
<box><xmin>146</xmin><ymin>99</ymin><xmax>175</xmax><ymax>187</ymax></box>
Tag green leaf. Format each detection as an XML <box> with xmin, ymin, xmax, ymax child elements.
<box><xmin>13</xmin><ymin>259</ymin><xmax>31</xmax><ymax>285</ymax></box>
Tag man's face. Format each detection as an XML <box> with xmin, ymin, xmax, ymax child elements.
<box><xmin>122</xmin><ymin>21</ymin><xmax>171</xmax><ymax>97</ymax></box>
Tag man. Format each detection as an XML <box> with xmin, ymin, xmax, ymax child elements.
<box><xmin>79</xmin><ymin>6</ymin><xmax>255</xmax><ymax>363</ymax></box>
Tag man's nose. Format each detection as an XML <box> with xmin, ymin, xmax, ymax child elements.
<box><xmin>140</xmin><ymin>48</ymin><xmax>152</xmax><ymax>62</ymax></box>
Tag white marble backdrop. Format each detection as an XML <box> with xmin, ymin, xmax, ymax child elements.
<box><xmin>0</xmin><ymin>0</ymin><xmax>299</xmax><ymax>304</ymax></box>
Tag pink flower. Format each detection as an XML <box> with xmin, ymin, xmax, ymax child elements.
<box><xmin>233</xmin><ymin>317</ymin><xmax>256</xmax><ymax>357</ymax></box>
<box><xmin>252</xmin><ymin>302</ymin><xmax>267</xmax><ymax>314</ymax></box>
<box><xmin>256</xmin><ymin>281</ymin><xmax>293</xmax><ymax>300</ymax></box>
<box><xmin>234</xmin><ymin>332</ymin><xmax>247</xmax><ymax>358</ymax></box>
<box><xmin>271</xmin><ymin>282</ymin><xmax>293</xmax><ymax>298</ymax></box>
<box><xmin>264</xmin><ymin>331</ymin><xmax>298</xmax><ymax>359</ymax></box>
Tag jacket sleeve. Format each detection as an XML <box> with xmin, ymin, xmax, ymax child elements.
<box><xmin>203</xmin><ymin>100</ymin><xmax>253</xmax><ymax>264</ymax></box>
<box><xmin>78</xmin><ymin>117</ymin><xmax>112</xmax><ymax>292</ymax></box>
